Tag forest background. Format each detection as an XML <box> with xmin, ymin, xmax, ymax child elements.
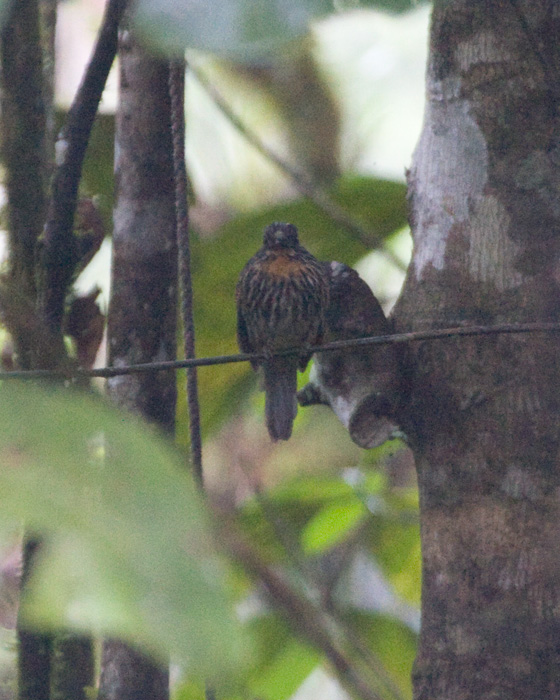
<box><xmin>0</xmin><ymin>1</ymin><xmax>428</xmax><ymax>699</ymax></box>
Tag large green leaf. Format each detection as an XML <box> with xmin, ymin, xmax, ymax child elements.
<box><xmin>0</xmin><ymin>382</ymin><xmax>242</xmax><ymax>682</ymax></box>
<box><xmin>133</xmin><ymin>0</ymin><xmax>333</xmax><ymax>63</ymax></box>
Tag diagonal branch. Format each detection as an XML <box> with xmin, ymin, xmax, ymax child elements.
<box><xmin>227</xmin><ymin>533</ymin><xmax>393</xmax><ymax>700</ymax></box>
<box><xmin>40</xmin><ymin>0</ymin><xmax>128</xmax><ymax>332</ymax></box>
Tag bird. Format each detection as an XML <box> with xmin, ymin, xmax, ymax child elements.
<box><xmin>236</xmin><ymin>222</ymin><xmax>329</xmax><ymax>441</ymax></box>
<box><xmin>298</xmin><ymin>261</ymin><xmax>402</xmax><ymax>448</ymax></box>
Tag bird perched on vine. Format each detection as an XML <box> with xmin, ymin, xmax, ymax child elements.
<box><xmin>236</xmin><ymin>222</ymin><xmax>329</xmax><ymax>441</ymax></box>
<box><xmin>298</xmin><ymin>261</ymin><xmax>402</xmax><ymax>448</ymax></box>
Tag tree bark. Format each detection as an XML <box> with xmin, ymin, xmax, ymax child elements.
<box><xmin>97</xmin><ymin>30</ymin><xmax>177</xmax><ymax>700</ymax></box>
<box><xmin>0</xmin><ymin>5</ymin><xmax>54</xmax><ymax>699</ymax></box>
<box><xmin>50</xmin><ymin>635</ymin><xmax>94</xmax><ymax>700</ymax></box>
<box><xmin>392</xmin><ymin>1</ymin><xmax>560</xmax><ymax>697</ymax></box>
<box><xmin>0</xmin><ymin>0</ymin><xmax>47</xmax><ymax>325</ymax></box>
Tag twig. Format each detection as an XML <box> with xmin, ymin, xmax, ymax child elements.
<box><xmin>40</xmin><ymin>0</ymin><xmax>128</xmax><ymax>331</ymax></box>
<box><xmin>227</xmin><ymin>534</ymin><xmax>391</xmax><ymax>700</ymax></box>
<box><xmin>169</xmin><ymin>60</ymin><xmax>204</xmax><ymax>487</ymax></box>
<box><xmin>2</xmin><ymin>321</ymin><xmax>560</xmax><ymax>380</ymax></box>
<box><xmin>244</xmin><ymin>484</ymin><xmax>406</xmax><ymax>700</ymax></box>
<box><xmin>190</xmin><ymin>65</ymin><xmax>406</xmax><ymax>271</ymax></box>
<box><xmin>170</xmin><ymin>65</ymin><xmax>211</xmax><ymax>700</ymax></box>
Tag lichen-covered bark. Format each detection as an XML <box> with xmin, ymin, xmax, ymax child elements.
<box><xmin>105</xmin><ymin>33</ymin><xmax>177</xmax><ymax>430</ymax></box>
<box><xmin>97</xmin><ymin>31</ymin><xmax>177</xmax><ymax>700</ymax></box>
<box><xmin>392</xmin><ymin>1</ymin><xmax>560</xmax><ymax>697</ymax></box>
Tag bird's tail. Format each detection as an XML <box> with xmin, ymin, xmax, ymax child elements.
<box><xmin>263</xmin><ymin>356</ymin><xmax>298</xmax><ymax>441</ymax></box>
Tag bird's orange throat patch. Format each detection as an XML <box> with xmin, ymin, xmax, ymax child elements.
<box><xmin>263</xmin><ymin>253</ymin><xmax>302</xmax><ymax>278</ymax></box>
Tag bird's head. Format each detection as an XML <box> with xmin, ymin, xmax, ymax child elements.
<box><xmin>263</xmin><ymin>222</ymin><xmax>299</xmax><ymax>249</ymax></box>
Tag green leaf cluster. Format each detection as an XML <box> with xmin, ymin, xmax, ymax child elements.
<box><xmin>0</xmin><ymin>381</ymin><xmax>420</xmax><ymax>699</ymax></box>
<box><xmin>226</xmin><ymin>448</ymin><xmax>420</xmax><ymax>698</ymax></box>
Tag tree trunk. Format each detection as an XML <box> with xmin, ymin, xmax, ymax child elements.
<box><xmin>51</xmin><ymin>635</ymin><xmax>94</xmax><ymax>700</ymax></box>
<box><xmin>97</xmin><ymin>30</ymin><xmax>177</xmax><ymax>700</ymax></box>
<box><xmin>392</xmin><ymin>1</ymin><xmax>560</xmax><ymax>697</ymax></box>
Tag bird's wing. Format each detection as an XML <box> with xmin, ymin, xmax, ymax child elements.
<box><xmin>236</xmin><ymin>305</ymin><xmax>252</xmax><ymax>354</ymax></box>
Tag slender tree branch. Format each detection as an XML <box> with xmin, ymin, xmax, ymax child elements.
<box><xmin>190</xmin><ymin>65</ymin><xmax>406</xmax><ymax>270</ymax></box>
<box><xmin>169</xmin><ymin>60</ymin><xmax>204</xmax><ymax>486</ymax></box>
<box><xmin>40</xmin><ymin>0</ymin><xmax>128</xmax><ymax>331</ymax></box>
<box><xmin>227</xmin><ymin>534</ymin><xmax>392</xmax><ymax>700</ymax></box>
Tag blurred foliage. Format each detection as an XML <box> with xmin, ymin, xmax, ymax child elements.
<box><xmin>0</xmin><ymin>382</ymin><xmax>243</xmax><ymax>685</ymax></box>
<box><xmin>227</xmin><ymin>449</ymin><xmax>419</xmax><ymax>699</ymax></box>
<box><xmin>133</xmin><ymin>0</ymin><xmax>429</xmax><ymax>62</ymax></box>
<box><xmin>0</xmin><ymin>1</ymin><xmax>428</xmax><ymax>698</ymax></box>
<box><xmin>170</xmin><ymin>449</ymin><xmax>420</xmax><ymax>700</ymax></box>
<box><xmin>134</xmin><ymin>0</ymin><xmax>332</xmax><ymax>63</ymax></box>
<box><xmin>0</xmin><ymin>381</ymin><xmax>419</xmax><ymax>699</ymax></box>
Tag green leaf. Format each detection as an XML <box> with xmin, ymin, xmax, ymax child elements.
<box><xmin>133</xmin><ymin>0</ymin><xmax>333</xmax><ymax>63</ymax></box>
<box><xmin>301</xmin><ymin>499</ymin><xmax>367</xmax><ymax>554</ymax></box>
<box><xmin>350</xmin><ymin>612</ymin><xmax>417</xmax><ymax>698</ymax></box>
<box><xmin>249</xmin><ymin>634</ymin><xmax>320</xmax><ymax>700</ymax></box>
<box><xmin>0</xmin><ymin>382</ymin><xmax>242</xmax><ymax>682</ymax></box>
<box><xmin>271</xmin><ymin>475</ymin><xmax>357</xmax><ymax>505</ymax></box>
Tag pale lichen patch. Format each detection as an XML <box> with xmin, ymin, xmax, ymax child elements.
<box><xmin>412</xmin><ymin>99</ymin><xmax>488</xmax><ymax>280</ymax></box>
<box><xmin>456</xmin><ymin>30</ymin><xmax>509</xmax><ymax>72</ymax></box>
<box><xmin>468</xmin><ymin>195</ymin><xmax>523</xmax><ymax>291</ymax></box>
